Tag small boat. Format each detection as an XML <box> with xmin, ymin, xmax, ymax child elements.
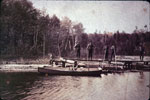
<box><xmin>38</xmin><ymin>67</ymin><xmax>102</xmax><ymax>77</ymax></box>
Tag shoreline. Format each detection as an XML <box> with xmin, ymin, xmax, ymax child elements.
<box><xmin>0</xmin><ymin>64</ymin><xmax>51</xmax><ymax>72</ymax></box>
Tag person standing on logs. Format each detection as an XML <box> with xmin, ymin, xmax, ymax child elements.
<box><xmin>139</xmin><ymin>43</ymin><xmax>145</xmax><ymax>61</ymax></box>
<box><xmin>49</xmin><ymin>53</ymin><xmax>54</xmax><ymax>65</ymax></box>
<box><xmin>110</xmin><ymin>45</ymin><xmax>116</xmax><ymax>61</ymax></box>
<box><xmin>87</xmin><ymin>42</ymin><xmax>94</xmax><ymax>60</ymax></box>
<box><xmin>104</xmin><ymin>45</ymin><xmax>109</xmax><ymax>61</ymax></box>
<box><xmin>74</xmin><ymin>42</ymin><xmax>81</xmax><ymax>59</ymax></box>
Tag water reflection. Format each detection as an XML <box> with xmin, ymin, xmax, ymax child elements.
<box><xmin>0</xmin><ymin>72</ymin><xmax>149</xmax><ymax>100</ymax></box>
<box><xmin>0</xmin><ymin>72</ymin><xmax>39</xmax><ymax>100</ymax></box>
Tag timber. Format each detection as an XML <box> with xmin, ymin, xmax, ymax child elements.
<box><xmin>38</xmin><ymin>56</ymin><xmax>150</xmax><ymax>77</ymax></box>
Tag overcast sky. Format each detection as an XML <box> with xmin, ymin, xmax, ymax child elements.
<box><xmin>30</xmin><ymin>0</ymin><xmax>150</xmax><ymax>33</ymax></box>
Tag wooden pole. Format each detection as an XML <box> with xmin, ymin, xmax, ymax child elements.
<box><xmin>87</xmin><ymin>49</ymin><xmax>89</xmax><ymax>71</ymax></box>
<box><xmin>43</xmin><ymin>33</ymin><xmax>45</xmax><ymax>57</ymax></box>
<box><xmin>57</xmin><ymin>32</ymin><xmax>61</xmax><ymax>57</ymax></box>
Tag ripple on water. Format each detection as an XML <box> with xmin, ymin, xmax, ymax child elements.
<box><xmin>0</xmin><ymin>72</ymin><xmax>149</xmax><ymax>100</ymax></box>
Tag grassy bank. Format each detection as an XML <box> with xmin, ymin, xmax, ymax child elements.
<box><xmin>0</xmin><ymin>57</ymin><xmax>50</xmax><ymax>64</ymax></box>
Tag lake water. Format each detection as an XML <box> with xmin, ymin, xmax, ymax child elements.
<box><xmin>0</xmin><ymin>72</ymin><xmax>149</xmax><ymax>100</ymax></box>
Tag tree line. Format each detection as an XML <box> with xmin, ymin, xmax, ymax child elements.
<box><xmin>0</xmin><ymin>0</ymin><xmax>150</xmax><ymax>59</ymax></box>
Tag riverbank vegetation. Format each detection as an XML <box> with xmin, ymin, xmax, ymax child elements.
<box><xmin>0</xmin><ymin>0</ymin><xmax>150</xmax><ymax>61</ymax></box>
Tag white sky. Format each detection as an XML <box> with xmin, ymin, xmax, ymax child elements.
<box><xmin>29</xmin><ymin>0</ymin><xmax>150</xmax><ymax>33</ymax></box>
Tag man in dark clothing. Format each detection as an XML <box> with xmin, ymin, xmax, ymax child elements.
<box><xmin>110</xmin><ymin>45</ymin><xmax>115</xmax><ymax>61</ymax></box>
<box><xmin>104</xmin><ymin>45</ymin><xmax>109</xmax><ymax>61</ymax></box>
<box><xmin>139</xmin><ymin>44</ymin><xmax>145</xmax><ymax>61</ymax></box>
<box><xmin>87</xmin><ymin>42</ymin><xmax>94</xmax><ymax>60</ymax></box>
<box><xmin>74</xmin><ymin>43</ymin><xmax>81</xmax><ymax>59</ymax></box>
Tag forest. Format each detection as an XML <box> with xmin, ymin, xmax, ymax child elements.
<box><xmin>0</xmin><ymin>0</ymin><xmax>150</xmax><ymax>60</ymax></box>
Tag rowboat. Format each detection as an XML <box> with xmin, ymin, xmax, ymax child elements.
<box><xmin>38</xmin><ymin>67</ymin><xmax>102</xmax><ymax>77</ymax></box>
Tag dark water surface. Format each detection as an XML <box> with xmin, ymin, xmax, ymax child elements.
<box><xmin>0</xmin><ymin>72</ymin><xmax>149</xmax><ymax>100</ymax></box>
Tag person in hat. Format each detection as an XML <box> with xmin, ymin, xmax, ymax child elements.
<box><xmin>74</xmin><ymin>42</ymin><xmax>81</xmax><ymax>59</ymax></box>
<box><xmin>110</xmin><ymin>45</ymin><xmax>116</xmax><ymax>61</ymax></box>
<box><xmin>104</xmin><ymin>45</ymin><xmax>109</xmax><ymax>61</ymax></box>
<box><xmin>87</xmin><ymin>42</ymin><xmax>94</xmax><ymax>60</ymax></box>
<box><xmin>139</xmin><ymin>43</ymin><xmax>145</xmax><ymax>61</ymax></box>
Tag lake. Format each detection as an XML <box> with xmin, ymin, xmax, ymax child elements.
<box><xmin>0</xmin><ymin>72</ymin><xmax>149</xmax><ymax>100</ymax></box>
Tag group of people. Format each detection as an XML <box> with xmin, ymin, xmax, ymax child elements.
<box><xmin>74</xmin><ymin>42</ymin><xmax>94</xmax><ymax>60</ymax></box>
<box><xmin>74</xmin><ymin>42</ymin><xmax>145</xmax><ymax>61</ymax></box>
<box><xmin>104</xmin><ymin>45</ymin><xmax>116</xmax><ymax>61</ymax></box>
<box><xmin>74</xmin><ymin>42</ymin><xmax>115</xmax><ymax>61</ymax></box>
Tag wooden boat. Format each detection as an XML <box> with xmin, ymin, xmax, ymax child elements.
<box><xmin>38</xmin><ymin>67</ymin><xmax>102</xmax><ymax>77</ymax></box>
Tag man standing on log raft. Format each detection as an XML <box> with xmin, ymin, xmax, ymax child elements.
<box><xmin>74</xmin><ymin>42</ymin><xmax>81</xmax><ymax>59</ymax></box>
<box><xmin>104</xmin><ymin>45</ymin><xmax>109</xmax><ymax>61</ymax></box>
<box><xmin>139</xmin><ymin>43</ymin><xmax>145</xmax><ymax>61</ymax></box>
<box><xmin>110</xmin><ymin>45</ymin><xmax>116</xmax><ymax>61</ymax></box>
<box><xmin>87</xmin><ymin>42</ymin><xmax>94</xmax><ymax>60</ymax></box>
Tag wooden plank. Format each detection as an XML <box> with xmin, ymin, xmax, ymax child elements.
<box><xmin>115</xmin><ymin>55</ymin><xmax>150</xmax><ymax>62</ymax></box>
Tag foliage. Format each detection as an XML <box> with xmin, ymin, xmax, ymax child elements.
<box><xmin>0</xmin><ymin>0</ymin><xmax>150</xmax><ymax>60</ymax></box>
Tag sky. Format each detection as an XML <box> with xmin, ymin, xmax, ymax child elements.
<box><xmin>30</xmin><ymin>0</ymin><xmax>150</xmax><ymax>33</ymax></box>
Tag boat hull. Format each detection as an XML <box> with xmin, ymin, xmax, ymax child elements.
<box><xmin>38</xmin><ymin>67</ymin><xmax>101</xmax><ymax>77</ymax></box>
